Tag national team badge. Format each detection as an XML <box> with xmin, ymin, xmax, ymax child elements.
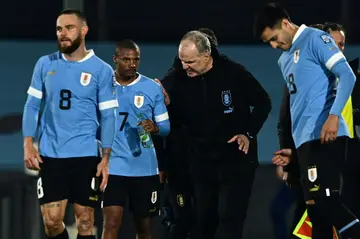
<box><xmin>308</xmin><ymin>167</ymin><xmax>318</xmax><ymax>182</ymax></box>
<box><xmin>221</xmin><ymin>90</ymin><xmax>232</xmax><ymax>107</ymax></box>
<box><xmin>151</xmin><ymin>191</ymin><xmax>157</xmax><ymax>204</ymax></box>
<box><xmin>80</xmin><ymin>72</ymin><xmax>92</xmax><ymax>86</ymax></box>
<box><xmin>176</xmin><ymin>194</ymin><xmax>185</xmax><ymax>207</ymax></box>
<box><xmin>294</xmin><ymin>49</ymin><xmax>300</xmax><ymax>63</ymax></box>
<box><xmin>134</xmin><ymin>95</ymin><xmax>144</xmax><ymax>108</ymax></box>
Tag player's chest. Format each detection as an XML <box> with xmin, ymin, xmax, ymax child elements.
<box><xmin>43</xmin><ymin>65</ymin><xmax>98</xmax><ymax>98</ymax></box>
<box><xmin>116</xmin><ymin>87</ymin><xmax>154</xmax><ymax>113</ymax></box>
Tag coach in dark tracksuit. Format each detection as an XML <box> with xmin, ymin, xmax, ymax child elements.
<box><xmin>161</xmin><ymin>30</ymin><xmax>271</xmax><ymax>239</ymax></box>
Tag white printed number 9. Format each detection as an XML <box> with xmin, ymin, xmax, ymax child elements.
<box><xmin>37</xmin><ymin>177</ymin><xmax>44</xmax><ymax>199</ymax></box>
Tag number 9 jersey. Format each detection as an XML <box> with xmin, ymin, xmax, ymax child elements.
<box><xmin>23</xmin><ymin>50</ymin><xmax>118</xmax><ymax>158</ymax></box>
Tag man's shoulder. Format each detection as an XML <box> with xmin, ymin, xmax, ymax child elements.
<box><xmin>139</xmin><ymin>74</ymin><xmax>162</xmax><ymax>93</ymax></box>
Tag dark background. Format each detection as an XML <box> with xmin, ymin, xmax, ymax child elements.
<box><xmin>0</xmin><ymin>0</ymin><xmax>358</xmax><ymax>238</ymax></box>
<box><xmin>2</xmin><ymin>0</ymin><xmax>358</xmax><ymax>44</ymax></box>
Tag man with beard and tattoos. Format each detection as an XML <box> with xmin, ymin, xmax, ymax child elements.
<box><xmin>22</xmin><ymin>9</ymin><xmax>118</xmax><ymax>239</ymax></box>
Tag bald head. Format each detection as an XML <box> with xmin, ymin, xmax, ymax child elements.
<box><xmin>178</xmin><ymin>31</ymin><xmax>213</xmax><ymax>78</ymax></box>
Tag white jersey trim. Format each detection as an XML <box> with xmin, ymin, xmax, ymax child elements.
<box><xmin>325</xmin><ymin>52</ymin><xmax>345</xmax><ymax>70</ymax></box>
<box><xmin>99</xmin><ymin>99</ymin><xmax>119</xmax><ymax>110</ymax></box>
<box><xmin>155</xmin><ymin>112</ymin><xmax>169</xmax><ymax>122</ymax></box>
<box><xmin>27</xmin><ymin>86</ymin><xmax>43</xmax><ymax>99</ymax></box>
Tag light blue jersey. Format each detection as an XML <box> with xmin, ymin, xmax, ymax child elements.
<box><xmin>22</xmin><ymin>50</ymin><xmax>118</xmax><ymax>158</ymax></box>
<box><xmin>110</xmin><ymin>74</ymin><xmax>170</xmax><ymax>177</ymax></box>
<box><xmin>278</xmin><ymin>25</ymin><xmax>356</xmax><ymax>148</ymax></box>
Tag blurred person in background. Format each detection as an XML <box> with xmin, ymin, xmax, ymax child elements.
<box><xmin>255</xmin><ymin>2</ymin><xmax>360</xmax><ymax>237</ymax></box>
<box><xmin>22</xmin><ymin>9</ymin><xmax>117</xmax><ymax>239</ymax></box>
<box><xmin>101</xmin><ymin>39</ymin><xmax>170</xmax><ymax>239</ymax></box>
<box><xmin>159</xmin><ymin>30</ymin><xmax>271</xmax><ymax>239</ymax></box>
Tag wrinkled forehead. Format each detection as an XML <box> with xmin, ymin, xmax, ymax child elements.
<box><xmin>57</xmin><ymin>14</ymin><xmax>81</xmax><ymax>27</ymax></box>
<box><xmin>116</xmin><ymin>48</ymin><xmax>140</xmax><ymax>58</ymax></box>
<box><xmin>178</xmin><ymin>42</ymin><xmax>200</xmax><ymax>61</ymax></box>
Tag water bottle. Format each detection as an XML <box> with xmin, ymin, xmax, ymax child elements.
<box><xmin>137</xmin><ymin>113</ymin><xmax>154</xmax><ymax>148</ymax></box>
<box><xmin>124</xmin><ymin>122</ymin><xmax>142</xmax><ymax>157</ymax></box>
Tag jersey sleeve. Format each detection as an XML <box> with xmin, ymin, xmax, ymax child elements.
<box><xmin>98</xmin><ymin>65</ymin><xmax>118</xmax><ymax>111</ymax></box>
<box><xmin>310</xmin><ymin>33</ymin><xmax>346</xmax><ymax>70</ymax></box>
<box><xmin>153</xmin><ymin>85</ymin><xmax>170</xmax><ymax>137</ymax></box>
<box><xmin>22</xmin><ymin>57</ymin><xmax>45</xmax><ymax>137</ymax></box>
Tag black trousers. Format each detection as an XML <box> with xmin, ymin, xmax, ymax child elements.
<box><xmin>342</xmin><ymin>138</ymin><xmax>360</xmax><ymax>218</ymax></box>
<box><xmin>191</xmin><ymin>159</ymin><xmax>256</xmax><ymax>239</ymax></box>
<box><xmin>166</xmin><ymin>173</ymin><xmax>195</xmax><ymax>239</ymax></box>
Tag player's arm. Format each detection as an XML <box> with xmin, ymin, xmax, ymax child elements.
<box><xmin>153</xmin><ymin>87</ymin><xmax>171</xmax><ymax>137</ymax></box>
<box><xmin>98</xmin><ymin>66</ymin><xmax>118</xmax><ymax>157</ymax></box>
<box><xmin>22</xmin><ymin>57</ymin><xmax>45</xmax><ymax>170</ymax></box>
<box><xmin>237</xmin><ymin>64</ymin><xmax>272</xmax><ymax>138</ymax></box>
<box><xmin>277</xmin><ymin>84</ymin><xmax>294</xmax><ymax>149</ymax></box>
<box><xmin>312</xmin><ymin>35</ymin><xmax>356</xmax><ymax>117</ymax></box>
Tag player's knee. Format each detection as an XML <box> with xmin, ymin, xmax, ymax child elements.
<box><xmin>76</xmin><ymin>213</ymin><xmax>94</xmax><ymax>235</ymax></box>
<box><xmin>134</xmin><ymin>217</ymin><xmax>152</xmax><ymax>235</ymax></box>
<box><xmin>103</xmin><ymin>207</ymin><xmax>124</xmax><ymax>232</ymax></box>
<box><xmin>43</xmin><ymin>215</ymin><xmax>64</xmax><ymax>236</ymax></box>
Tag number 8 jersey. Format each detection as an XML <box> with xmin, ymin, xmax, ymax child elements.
<box><xmin>23</xmin><ymin>50</ymin><xmax>118</xmax><ymax>158</ymax></box>
<box><xmin>278</xmin><ymin>24</ymin><xmax>354</xmax><ymax>148</ymax></box>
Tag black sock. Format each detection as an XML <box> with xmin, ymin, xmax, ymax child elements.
<box><xmin>46</xmin><ymin>228</ymin><xmax>69</xmax><ymax>239</ymax></box>
<box><xmin>77</xmin><ymin>235</ymin><xmax>96</xmax><ymax>239</ymax></box>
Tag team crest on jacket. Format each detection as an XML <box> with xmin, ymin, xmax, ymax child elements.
<box><xmin>80</xmin><ymin>72</ymin><xmax>92</xmax><ymax>86</ymax></box>
<box><xmin>221</xmin><ymin>90</ymin><xmax>232</xmax><ymax>107</ymax></box>
<box><xmin>294</xmin><ymin>49</ymin><xmax>300</xmax><ymax>63</ymax></box>
<box><xmin>134</xmin><ymin>95</ymin><xmax>144</xmax><ymax>108</ymax></box>
<box><xmin>151</xmin><ymin>191</ymin><xmax>157</xmax><ymax>204</ymax></box>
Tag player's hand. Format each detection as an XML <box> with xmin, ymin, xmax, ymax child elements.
<box><xmin>24</xmin><ymin>144</ymin><xmax>42</xmax><ymax>171</ymax></box>
<box><xmin>272</xmin><ymin>148</ymin><xmax>292</xmax><ymax>166</ymax></box>
<box><xmin>159</xmin><ymin>171</ymin><xmax>165</xmax><ymax>184</ymax></box>
<box><xmin>320</xmin><ymin>114</ymin><xmax>339</xmax><ymax>144</ymax></box>
<box><xmin>227</xmin><ymin>134</ymin><xmax>250</xmax><ymax>154</ymax></box>
<box><xmin>154</xmin><ymin>78</ymin><xmax>170</xmax><ymax>106</ymax></box>
<box><xmin>96</xmin><ymin>159</ymin><xmax>109</xmax><ymax>191</ymax></box>
<box><xmin>276</xmin><ymin>166</ymin><xmax>288</xmax><ymax>181</ymax></box>
<box><xmin>139</xmin><ymin>119</ymin><xmax>159</xmax><ymax>134</ymax></box>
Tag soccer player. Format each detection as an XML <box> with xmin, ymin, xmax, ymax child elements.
<box><xmin>254</xmin><ymin>3</ymin><xmax>360</xmax><ymax>238</ymax></box>
<box><xmin>101</xmin><ymin>39</ymin><xmax>170</xmax><ymax>239</ymax></box>
<box><xmin>22</xmin><ymin>9</ymin><xmax>118</xmax><ymax>239</ymax></box>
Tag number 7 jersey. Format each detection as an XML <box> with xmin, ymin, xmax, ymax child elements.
<box><xmin>278</xmin><ymin>25</ymin><xmax>351</xmax><ymax>148</ymax></box>
<box><xmin>24</xmin><ymin>50</ymin><xmax>118</xmax><ymax>158</ymax></box>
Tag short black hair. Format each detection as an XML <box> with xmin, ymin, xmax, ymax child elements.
<box><xmin>253</xmin><ymin>2</ymin><xmax>291</xmax><ymax>39</ymax></box>
<box><xmin>115</xmin><ymin>39</ymin><xmax>139</xmax><ymax>53</ymax></box>
<box><xmin>323</xmin><ymin>22</ymin><xmax>345</xmax><ymax>34</ymax></box>
<box><xmin>59</xmin><ymin>9</ymin><xmax>87</xmax><ymax>23</ymax></box>
<box><xmin>309</xmin><ymin>23</ymin><xmax>325</xmax><ymax>31</ymax></box>
<box><xmin>197</xmin><ymin>28</ymin><xmax>218</xmax><ymax>47</ymax></box>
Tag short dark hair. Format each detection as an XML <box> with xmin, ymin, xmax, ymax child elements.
<box><xmin>59</xmin><ymin>9</ymin><xmax>87</xmax><ymax>23</ymax></box>
<box><xmin>115</xmin><ymin>39</ymin><xmax>139</xmax><ymax>54</ymax></box>
<box><xmin>197</xmin><ymin>28</ymin><xmax>218</xmax><ymax>47</ymax></box>
<box><xmin>253</xmin><ymin>2</ymin><xmax>291</xmax><ymax>39</ymax></box>
<box><xmin>323</xmin><ymin>22</ymin><xmax>345</xmax><ymax>34</ymax></box>
<box><xmin>309</xmin><ymin>23</ymin><xmax>325</xmax><ymax>31</ymax></box>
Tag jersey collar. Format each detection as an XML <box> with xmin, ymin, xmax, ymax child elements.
<box><xmin>61</xmin><ymin>49</ymin><xmax>95</xmax><ymax>62</ymax></box>
<box><xmin>292</xmin><ymin>24</ymin><xmax>307</xmax><ymax>44</ymax></box>
<box><xmin>115</xmin><ymin>73</ymin><xmax>142</xmax><ymax>86</ymax></box>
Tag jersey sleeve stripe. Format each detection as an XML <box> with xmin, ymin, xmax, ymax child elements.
<box><xmin>99</xmin><ymin>99</ymin><xmax>119</xmax><ymax>110</ymax></box>
<box><xmin>155</xmin><ymin>112</ymin><xmax>169</xmax><ymax>122</ymax></box>
<box><xmin>27</xmin><ymin>86</ymin><xmax>43</xmax><ymax>99</ymax></box>
<box><xmin>325</xmin><ymin>52</ymin><xmax>345</xmax><ymax>70</ymax></box>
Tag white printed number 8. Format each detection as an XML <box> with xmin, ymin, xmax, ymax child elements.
<box><xmin>37</xmin><ymin>178</ymin><xmax>44</xmax><ymax>199</ymax></box>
